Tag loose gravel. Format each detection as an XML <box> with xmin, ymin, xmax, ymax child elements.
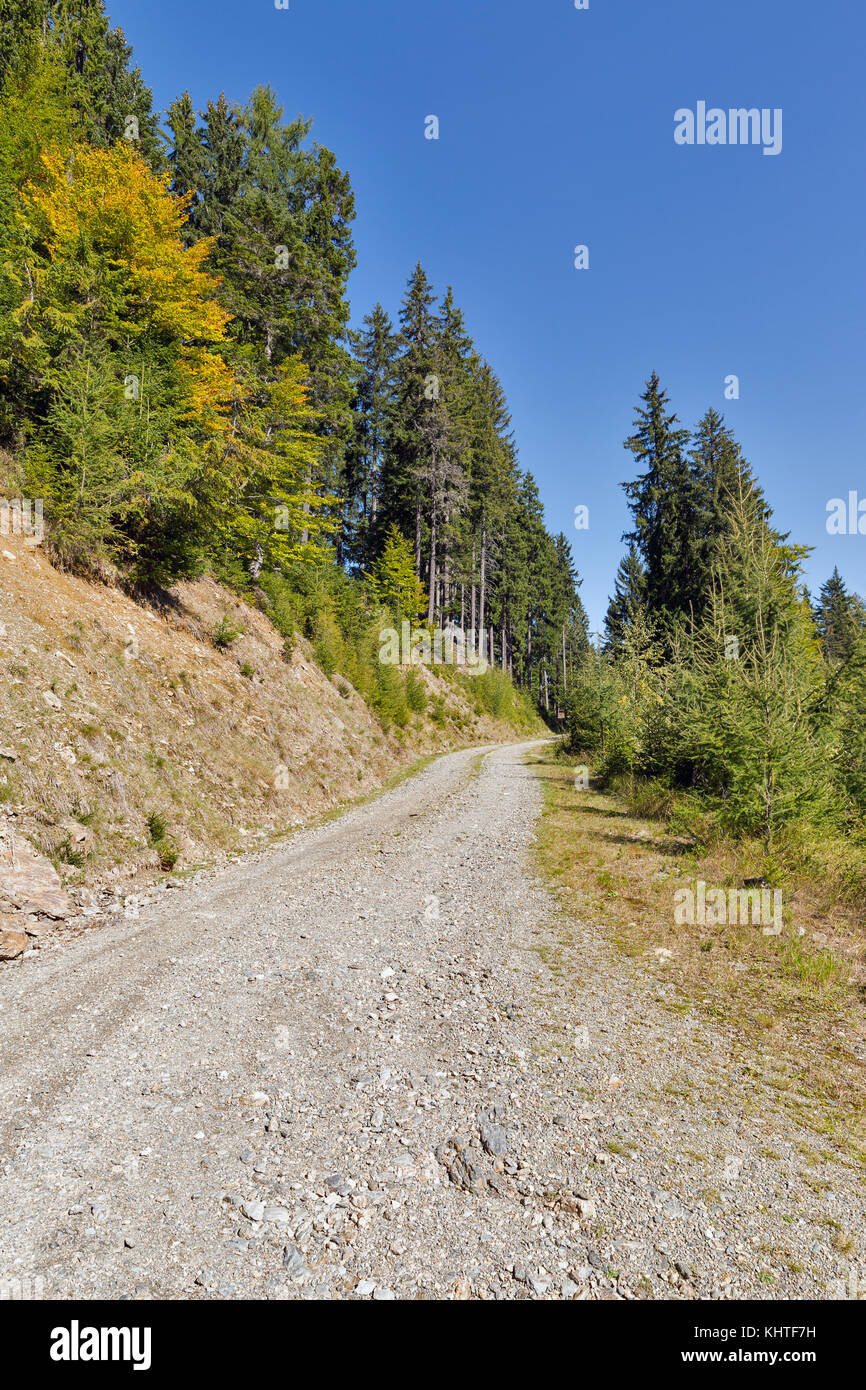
<box><xmin>0</xmin><ymin>742</ymin><xmax>862</xmax><ymax>1300</ymax></box>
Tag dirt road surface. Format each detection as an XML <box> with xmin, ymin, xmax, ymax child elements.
<box><xmin>1</xmin><ymin>743</ymin><xmax>862</xmax><ymax>1300</ymax></box>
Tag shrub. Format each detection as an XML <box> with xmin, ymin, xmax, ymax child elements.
<box><xmin>157</xmin><ymin>840</ymin><xmax>179</xmax><ymax>872</ymax></box>
<box><xmin>404</xmin><ymin>668</ymin><xmax>428</xmax><ymax>713</ymax></box>
<box><xmin>213</xmin><ymin>613</ymin><xmax>243</xmax><ymax>649</ymax></box>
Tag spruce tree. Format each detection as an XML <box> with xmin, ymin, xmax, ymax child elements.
<box><xmin>343</xmin><ymin>303</ymin><xmax>398</xmax><ymax>569</ymax></box>
<box><xmin>50</xmin><ymin>1</ymin><xmax>164</xmax><ymax>167</ymax></box>
<box><xmin>688</xmin><ymin>480</ymin><xmax>834</xmax><ymax>844</ymax></box>
<box><xmin>604</xmin><ymin>544</ymin><xmax>647</xmax><ymax>650</ymax></box>
<box><xmin>814</xmin><ymin>567</ymin><xmax>863</xmax><ymax>663</ymax></box>
<box><xmin>688</xmin><ymin>407</ymin><xmax>778</xmax><ymax>610</ymax></box>
<box><xmin>379</xmin><ymin>263</ymin><xmax>439</xmax><ymax>565</ymax></box>
<box><xmin>621</xmin><ymin>372</ymin><xmax>697</xmax><ymax>621</ymax></box>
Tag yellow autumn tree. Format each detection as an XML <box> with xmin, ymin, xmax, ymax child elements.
<box><xmin>13</xmin><ymin>141</ymin><xmax>237</xmax><ymax>573</ymax></box>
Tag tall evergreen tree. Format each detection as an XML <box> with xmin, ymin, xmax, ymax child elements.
<box><xmin>49</xmin><ymin>1</ymin><xmax>164</xmax><ymax>167</ymax></box>
<box><xmin>688</xmin><ymin>407</ymin><xmax>778</xmax><ymax>610</ymax></box>
<box><xmin>343</xmin><ymin>303</ymin><xmax>399</xmax><ymax>569</ymax></box>
<box><xmin>814</xmin><ymin>567</ymin><xmax>864</xmax><ymax>663</ymax></box>
<box><xmin>379</xmin><ymin>263</ymin><xmax>440</xmax><ymax>566</ymax></box>
<box><xmin>604</xmin><ymin>544</ymin><xmax>647</xmax><ymax>650</ymax></box>
<box><xmin>621</xmin><ymin>372</ymin><xmax>698</xmax><ymax>621</ymax></box>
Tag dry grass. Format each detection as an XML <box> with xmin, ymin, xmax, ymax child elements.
<box><xmin>527</xmin><ymin>747</ymin><xmax>866</xmax><ymax>1161</ymax></box>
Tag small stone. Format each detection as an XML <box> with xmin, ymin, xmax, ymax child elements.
<box><xmin>237</xmin><ymin>1091</ymin><xmax>269</xmax><ymax>1108</ymax></box>
<box><xmin>479</xmin><ymin>1122</ymin><xmax>508</xmax><ymax>1157</ymax></box>
<box><xmin>42</xmin><ymin>689</ymin><xmax>62</xmax><ymax>709</ymax></box>
<box><xmin>355</xmin><ymin>1279</ymin><xmax>376</xmax><ymax>1296</ymax></box>
<box><xmin>262</xmin><ymin>1207</ymin><xmax>292</xmax><ymax>1226</ymax></box>
<box><xmin>282</xmin><ymin>1246</ymin><xmax>307</xmax><ymax>1278</ymax></box>
<box><xmin>435</xmin><ymin>1137</ymin><xmax>486</xmax><ymax>1195</ymax></box>
<box><xmin>0</xmin><ymin>930</ymin><xmax>28</xmax><ymax>960</ymax></box>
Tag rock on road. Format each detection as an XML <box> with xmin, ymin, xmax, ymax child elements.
<box><xmin>0</xmin><ymin>742</ymin><xmax>861</xmax><ymax>1301</ymax></box>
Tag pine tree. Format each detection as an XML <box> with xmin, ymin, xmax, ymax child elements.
<box><xmin>50</xmin><ymin>1</ymin><xmax>164</xmax><ymax>167</ymax></box>
<box><xmin>0</xmin><ymin>0</ymin><xmax>50</xmax><ymax>88</ymax></box>
<box><xmin>687</xmin><ymin>480</ymin><xmax>834</xmax><ymax>844</ymax></box>
<box><xmin>814</xmin><ymin>567</ymin><xmax>863</xmax><ymax>663</ymax></box>
<box><xmin>367</xmin><ymin>523</ymin><xmax>426</xmax><ymax>623</ymax></box>
<box><xmin>621</xmin><ymin>372</ymin><xmax>697</xmax><ymax>621</ymax></box>
<box><xmin>344</xmin><ymin>303</ymin><xmax>398</xmax><ymax>569</ymax></box>
<box><xmin>169</xmin><ymin>87</ymin><xmax>356</xmax><ymax>536</ymax></box>
<box><xmin>688</xmin><ymin>407</ymin><xmax>778</xmax><ymax>610</ymax></box>
<box><xmin>165</xmin><ymin>92</ymin><xmax>205</xmax><ymax>239</ymax></box>
<box><xmin>379</xmin><ymin>263</ymin><xmax>439</xmax><ymax>566</ymax></box>
<box><xmin>604</xmin><ymin>544</ymin><xmax>647</xmax><ymax>650</ymax></box>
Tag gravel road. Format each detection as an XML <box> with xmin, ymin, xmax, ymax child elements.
<box><xmin>0</xmin><ymin>741</ymin><xmax>862</xmax><ymax>1301</ymax></box>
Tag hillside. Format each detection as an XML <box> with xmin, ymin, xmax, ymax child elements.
<box><xmin>0</xmin><ymin>534</ymin><xmax>541</xmax><ymax>954</ymax></box>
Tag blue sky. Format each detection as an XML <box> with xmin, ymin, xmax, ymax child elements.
<box><xmin>109</xmin><ymin>0</ymin><xmax>865</xmax><ymax>632</ymax></box>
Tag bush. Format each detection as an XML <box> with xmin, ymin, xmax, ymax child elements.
<box><xmin>371</xmin><ymin>661</ymin><xmax>409</xmax><ymax>730</ymax></box>
<box><xmin>157</xmin><ymin>839</ymin><xmax>179</xmax><ymax>872</ymax></box>
<box><xmin>404</xmin><ymin>668</ymin><xmax>428</xmax><ymax>712</ymax></box>
<box><xmin>213</xmin><ymin>613</ymin><xmax>243</xmax><ymax>649</ymax></box>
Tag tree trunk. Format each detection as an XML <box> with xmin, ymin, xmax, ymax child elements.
<box><xmin>427</xmin><ymin>506</ymin><xmax>437</xmax><ymax>626</ymax></box>
<box><xmin>479</xmin><ymin>514</ymin><xmax>487</xmax><ymax>642</ymax></box>
<box><xmin>470</xmin><ymin>545</ymin><xmax>477</xmax><ymax>646</ymax></box>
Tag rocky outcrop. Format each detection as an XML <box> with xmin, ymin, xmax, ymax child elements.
<box><xmin>0</xmin><ymin>821</ymin><xmax>78</xmax><ymax>955</ymax></box>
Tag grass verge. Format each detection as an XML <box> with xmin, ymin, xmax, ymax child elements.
<box><xmin>527</xmin><ymin>745</ymin><xmax>866</xmax><ymax>1164</ymax></box>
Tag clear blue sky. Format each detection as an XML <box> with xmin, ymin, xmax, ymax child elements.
<box><xmin>108</xmin><ymin>0</ymin><xmax>865</xmax><ymax>633</ymax></box>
